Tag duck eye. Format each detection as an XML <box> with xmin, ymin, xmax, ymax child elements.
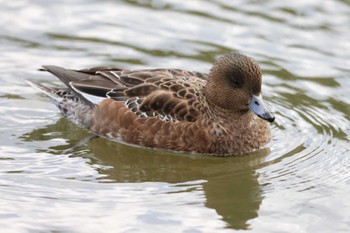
<box><xmin>230</xmin><ymin>77</ymin><xmax>240</xmax><ymax>87</ymax></box>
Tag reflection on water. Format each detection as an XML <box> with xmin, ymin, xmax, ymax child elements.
<box><xmin>21</xmin><ymin>119</ymin><xmax>269</xmax><ymax>229</ymax></box>
<box><xmin>91</xmin><ymin>139</ymin><xmax>265</xmax><ymax>229</ymax></box>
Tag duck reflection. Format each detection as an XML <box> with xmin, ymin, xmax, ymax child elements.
<box><xmin>21</xmin><ymin>118</ymin><xmax>269</xmax><ymax>230</ymax></box>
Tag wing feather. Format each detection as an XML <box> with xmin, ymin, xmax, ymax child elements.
<box><xmin>45</xmin><ymin>66</ymin><xmax>207</xmax><ymax>122</ymax></box>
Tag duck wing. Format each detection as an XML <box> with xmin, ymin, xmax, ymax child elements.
<box><xmin>43</xmin><ymin>66</ymin><xmax>208</xmax><ymax>122</ymax></box>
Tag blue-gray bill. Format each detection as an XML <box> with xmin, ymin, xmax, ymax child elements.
<box><xmin>248</xmin><ymin>95</ymin><xmax>275</xmax><ymax>123</ymax></box>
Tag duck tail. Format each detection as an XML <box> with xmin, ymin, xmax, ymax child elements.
<box><xmin>26</xmin><ymin>80</ymin><xmax>93</xmax><ymax>127</ymax></box>
<box><xmin>25</xmin><ymin>80</ymin><xmax>64</xmax><ymax>105</ymax></box>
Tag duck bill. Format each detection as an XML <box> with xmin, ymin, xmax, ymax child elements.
<box><xmin>248</xmin><ymin>95</ymin><xmax>275</xmax><ymax>122</ymax></box>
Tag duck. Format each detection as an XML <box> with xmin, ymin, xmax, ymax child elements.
<box><xmin>27</xmin><ymin>53</ymin><xmax>275</xmax><ymax>156</ymax></box>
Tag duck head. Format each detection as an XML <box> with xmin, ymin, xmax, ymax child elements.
<box><xmin>204</xmin><ymin>53</ymin><xmax>275</xmax><ymax>123</ymax></box>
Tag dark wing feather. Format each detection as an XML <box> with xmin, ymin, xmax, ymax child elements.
<box><xmin>42</xmin><ymin>65</ymin><xmax>91</xmax><ymax>87</ymax></box>
<box><xmin>42</xmin><ymin>65</ymin><xmax>97</xmax><ymax>106</ymax></box>
<box><xmin>78</xmin><ymin>66</ymin><xmax>123</xmax><ymax>74</ymax></box>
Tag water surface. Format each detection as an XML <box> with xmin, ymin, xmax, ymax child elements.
<box><xmin>1</xmin><ymin>0</ymin><xmax>350</xmax><ymax>232</ymax></box>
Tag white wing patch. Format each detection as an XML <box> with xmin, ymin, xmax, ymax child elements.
<box><xmin>69</xmin><ymin>82</ymin><xmax>107</xmax><ymax>105</ymax></box>
<box><xmin>110</xmin><ymin>71</ymin><xmax>121</xmax><ymax>80</ymax></box>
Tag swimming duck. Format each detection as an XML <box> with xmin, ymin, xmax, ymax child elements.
<box><xmin>27</xmin><ymin>53</ymin><xmax>274</xmax><ymax>155</ymax></box>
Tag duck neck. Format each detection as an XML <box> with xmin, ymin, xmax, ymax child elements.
<box><xmin>202</xmin><ymin>93</ymin><xmax>251</xmax><ymax>122</ymax></box>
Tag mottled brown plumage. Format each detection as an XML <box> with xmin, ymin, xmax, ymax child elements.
<box><xmin>27</xmin><ymin>53</ymin><xmax>275</xmax><ymax>156</ymax></box>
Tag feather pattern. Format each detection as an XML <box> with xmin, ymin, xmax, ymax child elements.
<box><xmin>67</xmin><ymin>68</ymin><xmax>207</xmax><ymax>122</ymax></box>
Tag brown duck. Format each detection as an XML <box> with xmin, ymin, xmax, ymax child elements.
<box><xmin>27</xmin><ymin>53</ymin><xmax>275</xmax><ymax>156</ymax></box>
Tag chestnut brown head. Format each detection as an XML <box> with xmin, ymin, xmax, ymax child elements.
<box><xmin>205</xmin><ymin>53</ymin><xmax>274</xmax><ymax>122</ymax></box>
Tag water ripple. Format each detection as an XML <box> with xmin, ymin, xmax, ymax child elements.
<box><xmin>260</xmin><ymin>76</ymin><xmax>350</xmax><ymax>194</ymax></box>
